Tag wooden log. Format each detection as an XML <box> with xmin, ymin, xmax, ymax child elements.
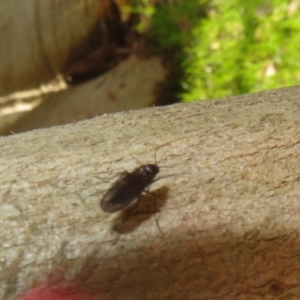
<box><xmin>1</xmin><ymin>86</ymin><xmax>300</xmax><ymax>299</ymax></box>
<box><xmin>0</xmin><ymin>0</ymin><xmax>121</xmax><ymax>96</ymax></box>
<box><xmin>1</xmin><ymin>55</ymin><xmax>167</xmax><ymax>135</ymax></box>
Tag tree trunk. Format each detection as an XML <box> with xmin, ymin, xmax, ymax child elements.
<box><xmin>1</xmin><ymin>86</ymin><xmax>300</xmax><ymax>299</ymax></box>
<box><xmin>0</xmin><ymin>0</ymin><xmax>121</xmax><ymax>96</ymax></box>
<box><xmin>0</xmin><ymin>0</ymin><xmax>170</xmax><ymax>136</ymax></box>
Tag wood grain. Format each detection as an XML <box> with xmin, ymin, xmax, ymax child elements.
<box><xmin>1</xmin><ymin>85</ymin><xmax>300</xmax><ymax>299</ymax></box>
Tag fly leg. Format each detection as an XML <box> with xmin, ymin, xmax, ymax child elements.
<box><xmin>113</xmin><ymin>200</ymin><xmax>140</xmax><ymax>243</ymax></box>
<box><xmin>142</xmin><ymin>190</ymin><xmax>163</xmax><ymax>236</ymax></box>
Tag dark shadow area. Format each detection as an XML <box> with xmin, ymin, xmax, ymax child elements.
<box><xmin>111</xmin><ymin>186</ymin><xmax>169</xmax><ymax>234</ymax></box>
<box><xmin>36</xmin><ymin>218</ymin><xmax>298</xmax><ymax>299</ymax></box>
<box><xmin>15</xmin><ymin>182</ymin><xmax>300</xmax><ymax>300</ymax></box>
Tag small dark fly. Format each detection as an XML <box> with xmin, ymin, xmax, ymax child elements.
<box><xmin>100</xmin><ymin>164</ymin><xmax>159</xmax><ymax>213</ymax></box>
<box><xmin>98</xmin><ymin>149</ymin><xmax>168</xmax><ymax>239</ymax></box>
<box><xmin>98</xmin><ymin>147</ymin><xmax>184</xmax><ymax>238</ymax></box>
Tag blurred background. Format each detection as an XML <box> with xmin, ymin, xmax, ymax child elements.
<box><xmin>0</xmin><ymin>0</ymin><xmax>299</xmax><ymax>135</ymax></box>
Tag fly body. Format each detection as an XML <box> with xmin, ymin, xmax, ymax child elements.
<box><xmin>100</xmin><ymin>164</ymin><xmax>159</xmax><ymax>213</ymax></box>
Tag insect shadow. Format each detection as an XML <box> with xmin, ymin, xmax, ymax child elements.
<box><xmin>95</xmin><ymin>148</ymin><xmax>178</xmax><ymax>240</ymax></box>
<box><xmin>111</xmin><ymin>186</ymin><xmax>169</xmax><ymax>234</ymax></box>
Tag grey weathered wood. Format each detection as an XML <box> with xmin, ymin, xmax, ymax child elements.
<box><xmin>1</xmin><ymin>86</ymin><xmax>300</xmax><ymax>299</ymax></box>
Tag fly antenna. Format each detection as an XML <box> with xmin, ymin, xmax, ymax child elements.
<box><xmin>154</xmin><ymin>147</ymin><xmax>158</xmax><ymax>167</ymax></box>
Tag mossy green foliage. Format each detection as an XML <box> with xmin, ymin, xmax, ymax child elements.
<box><xmin>183</xmin><ymin>0</ymin><xmax>300</xmax><ymax>101</ymax></box>
<box><xmin>129</xmin><ymin>0</ymin><xmax>300</xmax><ymax>101</ymax></box>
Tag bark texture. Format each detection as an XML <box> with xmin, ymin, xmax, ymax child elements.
<box><xmin>1</xmin><ymin>86</ymin><xmax>300</xmax><ymax>299</ymax></box>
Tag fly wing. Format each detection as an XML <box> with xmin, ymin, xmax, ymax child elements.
<box><xmin>100</xmin><ymin>171</ymin><xmax>147</xmax><ymax>213</ymax></box>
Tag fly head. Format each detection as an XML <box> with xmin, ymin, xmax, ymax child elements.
<box><xmin>139</xmin><ymin>164</ymin><xmax>159</xmax><ymax>182</ymax></box>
